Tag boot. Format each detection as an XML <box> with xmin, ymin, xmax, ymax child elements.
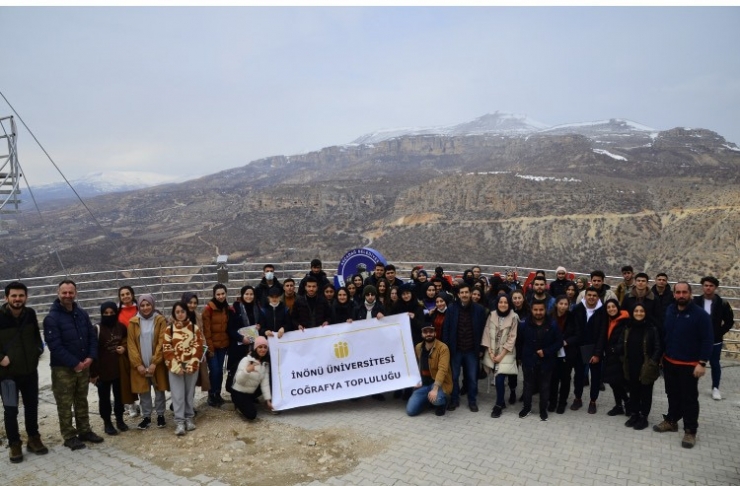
<box><xmin>26</xmin><ymin>435</ymin><xmax>49</xmax><ymax>455</ymax></box>
<box><xmin>9</xmin><ymin>441</ymin><xmax>23</xmax><ymax>463</ymax></box>
<box><xmin>104</xmin><ymin>420</ymin><xmax>119</xmax><ymax>436</ymax></box>
<box><xmin>116</xmin><ymin>416</ymin><xmax>130</xmax><ymax>432</ymax></box>
<box><xmin>632</xmin><ymin>414</ymin><xmax>649</xmax><ymax>430</ymax></box>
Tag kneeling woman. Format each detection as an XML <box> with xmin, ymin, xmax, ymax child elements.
<box><xmin>162</xmin><ymin>302</ymin><xmax>205</xmax><ymax>435</ymax></box>
<box><xmin>231</xmin><ymin>336</ymin><xmax>273</xmax><ymax>420</ymax></box>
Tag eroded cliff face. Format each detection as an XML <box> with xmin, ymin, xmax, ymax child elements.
<box><xmin>2</xmin><ymin>130</ymin><xmax>739</xmax><ymax>283</ymax></box>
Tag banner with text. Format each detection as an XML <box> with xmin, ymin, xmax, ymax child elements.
<box><xmin>269</xmin><ymin>315</ymin><xmax>420</xmax><ymax>411</ymax></box>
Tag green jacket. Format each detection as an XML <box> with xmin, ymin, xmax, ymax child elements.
<box><xmin>0</xmin><ymin>304</ymin><xmax>44</xmax><ymax>379</ymax></box>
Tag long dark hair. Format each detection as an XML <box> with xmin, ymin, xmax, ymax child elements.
<box><xmin>118</xmin><ymin>285</ymin><xmax>137</xmax><ymax>311</ymax></box>
<box><xmin>250</xmin><ymin>346</ymin><xmax>270</xmax><ymax>363</ymax></box>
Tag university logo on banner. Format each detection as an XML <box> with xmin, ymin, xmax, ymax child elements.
<box><xmin>268</xmin><ymin>314</ymin><xmax>420</xmax><ymax>411</ymax></box>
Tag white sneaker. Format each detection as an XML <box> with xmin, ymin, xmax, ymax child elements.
<box><xmin>712</xmin><ymin>388</ymin><xmax>721</xmax><ymax>400</ymax></box>
<box><xmin>175</xmin><ymin>424</ymin><xmax>186</xmax><ymax>436</ymax></box>
<box><xmin>185</xmin><ymin>419</ymin><xmax>196</xmax><ymax>431</ymax></box>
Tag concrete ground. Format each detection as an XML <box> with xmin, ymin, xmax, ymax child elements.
<box><xmin>3</xmin><ymin>356</ymin><xmax>739</xmax><ymax>486</ymax></box>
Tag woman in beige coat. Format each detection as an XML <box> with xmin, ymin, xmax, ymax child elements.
<box><xmin>128</xmin><ymin>294</ymin><xmax>169</xmax><ymax>430</ymax></box>
<box><xmin>481</xmin><ymin>294</ymin><xmax>519</xmax><ymax>419</ymax></box>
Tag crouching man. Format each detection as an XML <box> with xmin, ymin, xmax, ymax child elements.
<box><xmin>406</xmin><ymin>324</ymin><xmax>453</xmax><ymax>417</ymax></box>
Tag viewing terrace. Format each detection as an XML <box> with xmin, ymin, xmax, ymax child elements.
<box><xmin>2</xmin><ymin>260</ymin><xmax>739</xmax><ymax>358</ymax></box>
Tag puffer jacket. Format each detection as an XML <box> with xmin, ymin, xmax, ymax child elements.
<box><xmin>43</xmin><ymin>299</ymin><xmax>97</xmax><ymax>368</ymax></box>
<box><xmin>0</xmin><ymin>304</ymin><xmax>43</xmax><ymax>379</ymax></box>
<box><xmin>202</xmin><ymin>300</ymin><xmax>231</xmax><ymax>351</ymax></box>
<box><xmin>232</xmin><ymin>354</ymin><xmax>271</xmax><ymax>400</ymax></box>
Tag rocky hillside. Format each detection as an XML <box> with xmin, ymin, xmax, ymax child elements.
<box><xmin>2</xmin><ymin>114</ymin><xmax>739</xmax><ymax>284</ymax></box>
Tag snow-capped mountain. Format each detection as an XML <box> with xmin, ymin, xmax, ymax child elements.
<box><xmin>350</xmin><ymin>113</ymin><xmax>658</xmax><ymax>147</ymax></box>
<box><xmin>31</xmin><ymin>171</ymin><xmax>186</xmax><ymax>203</ymax></box>
<box><xmin>350</xmin><ymin>112</ymin><xmax>548</xmax><ymax>145</ymax></box>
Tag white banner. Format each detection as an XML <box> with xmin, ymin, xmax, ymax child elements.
<box><xmin>268</xmin><ymin>314</ymin><xmax>420</xmax><ymax>411</ymax></box>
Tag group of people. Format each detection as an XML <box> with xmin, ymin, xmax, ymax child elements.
<box><xmin>0</xmin><ymin>261</ymin><xmax>734</xmax><ymax>463</ymax></box>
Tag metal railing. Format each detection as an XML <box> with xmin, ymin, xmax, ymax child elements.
<box><xmin>2</xmin><ymin>261</ymin><xmax>738</xmax><ymax>357</ymax></box>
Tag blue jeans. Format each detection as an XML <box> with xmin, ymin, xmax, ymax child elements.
<box><xmin>207</xmin><ymin>347</ymin><xmax>228</xmax><ymax>398</ymax></box>
<box><xmin>495</xmin><ymin>373</ymin><xmax>507</xmax><ymax>407</ymax></box>
<box><xmin>710</xmin><ymin>342</ymin><xmax>722</xmax><ymax>389</ymax></box>
<box><xmin>406</xmin><ymin>385</ymin><xmax>447</xmax><ymax>416</ymax></box>
<box><xmin>451</xmin><ymin>350</ymin><xmax>479</xmax><ymax>405</ymax></box>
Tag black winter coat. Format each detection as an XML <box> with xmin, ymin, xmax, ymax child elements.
<box><xmin>0</xmin><ymin>304</ymin><xmax>43</xmax><ymax>379</ymax></box>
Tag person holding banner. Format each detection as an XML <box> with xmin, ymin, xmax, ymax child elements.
<box><xmin>231</xmin><ymin>336</ymin><xmax>273</xmax><ymax>420</ymax></box>
<box><xmin>354</xmin><ymin>286</ymin><xmax>385</xmax><ymax>321</ymax></box>
<box><xmin>407</xmin><ymin>323</ymin><xmax>453</xmax><ymax>417</ymax></box>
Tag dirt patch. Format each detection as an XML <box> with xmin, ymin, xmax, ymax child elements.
<box><xmin>10</xmin><ymin>383</ymin><xmax>385</xmax><ymax>486</ymax></box>
<box><xmin>113</xmin><ymin>400</ymin><xmax>385</xmax><ymax>485</ymax></box>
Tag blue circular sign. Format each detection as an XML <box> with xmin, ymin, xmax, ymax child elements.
<box><xmin>334</xmin><ymin>248</ymin><xmax>387</xmax><ymax>288</ymax></box>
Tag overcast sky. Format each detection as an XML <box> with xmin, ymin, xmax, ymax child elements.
<box><xmin>1</xmin><ymin>6</ymin><xmax>739</xmax><ymax>185</ymax></box>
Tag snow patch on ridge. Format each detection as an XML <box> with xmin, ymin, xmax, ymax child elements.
<box><xmin>592</xmin><ymin>149</ymin><xmax>627</xmax><ymax>161</ymax></box>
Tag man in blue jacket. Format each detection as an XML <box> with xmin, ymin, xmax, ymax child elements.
<box><xmin>43</xmin><ymin>280</ymin><xmax>104</xmax><ymax>450</ymax></box>
<box><xmin>653</xmin><ymin>282</ymin><xmax>712</xmax><ymax>449</ymax></box>
<box><xmin>442</xmin><ymin>283</ymin><xmax>487</xmax><ymax>412</ymax></box>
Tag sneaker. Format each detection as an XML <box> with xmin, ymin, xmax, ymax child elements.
<box><xmin>78</xmin><ymin>431</ymin><xmax>104</xmax><ymax>444</ymax></box>
<box><xmin>633</xmin><ymin>415</ymin><xmax>649</xmax><ymax>430</ymax></box>
<box><xmin>712</xmin><ymin>388</ymin><xmax>721</xmax><ymax>400</ymax></box>
<box><xmin>469</xmin><ymin>403</ymin><xmax>479</xmax><ymax>412</ymax></box>
<box><xmin>518</xmin><ymin>407</ymin><xmax>531</xmax><ymax>418</ymax></box>
<box><xmin>157</xmin><ymin>415</ymin><xmax>166</xmax><ymax>428</ymax></box>
<box><xmin>185</xmin><ymin>419</ymin><xmax>197</xmax><ymax>431</ymax></box>
<box><xmin>540</xmin><ymin>412</ymin><xmax>548</xmax><ymax>422</ymax></box>
<box><xmin>207</xmin><ymin>396</ymin><xmax>220</xmax><ymax>407</ymax></box>
<box><xmin>116</xmin><ymin>419</ymin><xmax>130</xmax><ymax>432</ymax></box>
<box><xmin>104</xmin><ymin>421</ymin><xmax>119</xmax><ymax>436</ymax></box>
<box><xmin>556</xmin><ymin>403</ymin><xmax>566</xmax><ymax>414</ymax></box>
<box><xmin>681</xmin><ymin>432</ymin><xmax>696</xmax><ymax>449</ymax></box>
<box><xmin>587</xmin><ymin>401</ymin><xmax>597</xmax><ymax>414</ymax></box>
<box><xmin>9</xmin><ymin>441</ymin><xmax>23</xmax><ymax>463</ymax></box>
<box><xmin>491</xmin><ymin>405</ymin><xmax>502</xmax><ymax>418</ymax></box>
<box><xmin>508</xmin><ymin>390</ymin><xmax>517</xmax><ymax>405</ymax></box>
<box><xmin>26</xmin><ymin>435</ymin><xmax>49</xmax><ymax>455</ymax></box>
<box><xmin>570</xmin><ymin>398</ymin><xmax>583</xmax><ymax>411</ymax></box>
<box><xmin>175</xmin><ymin>424</ymin><xmax>186</xmax><ymax>436</ymax></box>
<box><xmin>435</xmin><ymin>406</ymin><xmax>446</xmax><ymax>416</ymax></box>
<box><xmin>63</xmin><ymin>437</ymin><xmax>86</xmax><ymax>451</ymax></box>
<box><xmin>652</xmin><ymin>419</ymin><xmax>678</xmax><ymax>433</ymax></box>
<box><xmin>137</xmin><ymin>417</ymin><xmax>151</xmax><ymax>430</ymax></box>
<box><xmin>625</xmin><ymin>414</ymin><xmax>640</xmax><ymax>427</ymax></box>
<box><xmin>607</xmin><ymin>405</ymin><xmax>624</xmax><ymax>416</ymax></box>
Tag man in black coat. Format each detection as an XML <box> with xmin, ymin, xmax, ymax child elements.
<box><xmin>693</xmin><ymin>276</ymin><xmax>735</xmax><ymax>401</ymax></box>
<box><xmin>570</xmin><ymin>287</ymin><xmax>607</xmax><ymax>414</ymax></box>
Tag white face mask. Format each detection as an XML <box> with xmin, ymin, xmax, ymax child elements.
<box><xmin>269</xmin><ymin>301</ymin><xmax>279</xmax><ymax>308</ymax></box>
<box><xmin>265</xmin><ymin>272</ymin><xmax>274</xmax><ymax>280</ymax></box>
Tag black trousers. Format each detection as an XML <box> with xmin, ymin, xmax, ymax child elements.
<box><xmin>626</xmin><ymin>380</ymin><xmax>653</xmax><ymax>417</ymax></box>
<box><xmin>574</xmin><ymin>360</ymin><xmax>602</xmax><ymax>402</ymax></box>
<box><xmin>2</xmin><ymin>371</ymin><xmax>40</xmax><ymax>444</ymax></box>
<box><xmin>549</xmin><ymin>358</ymin><xmax>571</xmax><ymax>405</ymax></box>
<box><xmin>231</xmin><ymin>389</ymin><xmax>262</xmax><ymax>420</ymax></box>
<box><xmin>523</xmin><ymin>365</ymin><xmax>552</xmax><ymax>414</ymax></box>
<box><xmin>609</xmin><ymin>381</ymin><xmax>629</xmax><ymax>407</ymax></box>
<box><xmin>97</xmin><ymin>377</ymin><xmax>124</xmax><ymax>423</ymax></box>
<box><xmin>663</xmin><ymin>359</ymin><xmax>699</xmax><ymax>432</ymax></box>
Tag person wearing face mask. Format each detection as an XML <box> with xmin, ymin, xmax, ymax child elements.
<box><xmin>127</xmin><ymin>294</ymin><xmax>169</xmax><ymax>430</ymax></box>
<box><xmin>90</xmin><ymin>301</ymin><xmax>129</xmax><ymax>436</ymax></box>
<box><xmin>227</xmin><ymin>286</ymin><xmax>262</xmax><ymax>394</ymax></box>
<box><xmin>482</xmin><ymin>294</ymin><xmax>520</xmax><ymax>418</ymax></box>
<box><xmin>622</xmin><ymin>303</ymin><xmax>662</xmax><ymax>431</ymax></box>
<box><xmin>260</xmin><ymin>287</ymin><xmax>293</xmax><ymax>338</ymax></box>
<box><xmin>255</xmin><ymin>265</ymin><xmax>281</xmax><ymax>309</ymax></box>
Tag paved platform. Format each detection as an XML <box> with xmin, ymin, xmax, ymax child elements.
<box><xmin>3</xmin><ymin>362</ymin><xmax>740</xmax><ymax>485</ymax></box>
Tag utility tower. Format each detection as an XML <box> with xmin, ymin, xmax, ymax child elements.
<box><xmin>0</xmin><ymin>115</ymin><xmax>22</xmax><ymax>234</ymax></box>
